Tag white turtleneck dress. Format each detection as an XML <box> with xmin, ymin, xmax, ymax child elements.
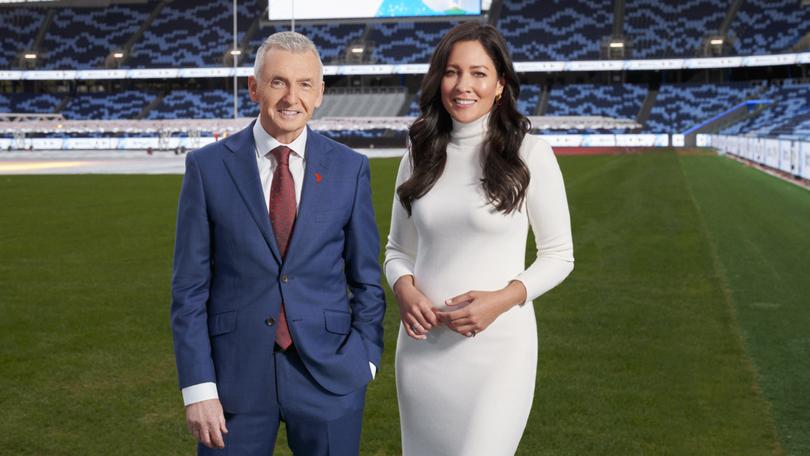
<box><xmin>384</xmin><ymin>114</ymin><xmax>575</xmax><ymax>456</ymax></box>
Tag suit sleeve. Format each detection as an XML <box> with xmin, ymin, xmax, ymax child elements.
<box><xmin>170</xmin><ymin>152</ymin><xmax>217</xmax><ymax>389</ymax></box>
<box><xmin>513</xmin><ymin>138</ymin><xmax>575</xmax><ymax>301</ymax></box>
<box><xmin>343</xmin><ymin>155</ymin><xmax>386</xmax><ymax>368</ymax></box>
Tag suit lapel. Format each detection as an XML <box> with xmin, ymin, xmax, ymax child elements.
<box><xmin>221</xmin><ymin>122</ymin><xmax>283</xmax><ymax>263</ymax></box>
<box><xmin>285</xmin><ymin>128</ymin><xmax>333</xmax><ymax>258</ymax></box>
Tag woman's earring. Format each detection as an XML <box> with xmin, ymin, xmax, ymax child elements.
<box><xmin>495</xmin><ymin>93</ymin><xmax>503</xmax><ymax>105</ymax></box>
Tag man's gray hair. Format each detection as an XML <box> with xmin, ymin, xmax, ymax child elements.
<box><xmin>253</xmin><ymin>31</ymin><xmax>323</xmax><ymax>81</ymax></box>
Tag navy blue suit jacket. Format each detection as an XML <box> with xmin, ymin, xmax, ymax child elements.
<box><xmin>171</xmin><ymin>123</ymin><xmax>385</xmax><ymax>413</ymax></box>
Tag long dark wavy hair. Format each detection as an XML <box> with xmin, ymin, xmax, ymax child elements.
<box><xmin>397</xmin><ymin>21</ymin><xmax>531</xmax><ymax>216</ymax></box>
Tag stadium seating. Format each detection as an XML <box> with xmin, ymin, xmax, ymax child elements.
<box><xmin>247</xmin><ymin>23</ymin><xmax>365</xmax><ymax>64</ymax></box>
<box><xmin>9</xmin><ymin>93</ymin><xmax>63</xmax><ymax>114</ymax></box>
<box><xmin>369</xmin><ymin>22</ymin><xmax>454</xmax><ymax>64</ymax></box>
<box><xmin>645</xmin><ymin>82</ymin><xmax>760</xmax><ymax>133</ymax></box>
<box><xmin>728</xmin><ymin>0</ymin><xmax>810</xmax><ymax>55</ymax></box>
<box><xmin>0</xmin><ymin>7</ymin><xmax>46</xmax><ymax>68</ymax></box>
<box><xmin>40</xmin><ymin>4</ymin><xmax>152</xmax><ymax>70</ymax></box>
<box><xmin>498</xmin><ymin>0</ymin><xmax>611</xmax><ymax>61</ymax></box>
<box><xmin>148</xmin><ymin>89</ymin><xmax>235</xmax><ymax>119</ymax></box>
<box><xmin>723</xmin><ymin>80</ymin><xmax>810</xmax><ymax>138</ymax></box>
<box><xmin>546</xmin><ymin>83</ymin><xmax>647</xmax><ymax>119</ymax></box>
<box><xmin>315</xmin><ymin>88</ymin><xmax>407</xmax><ymax>118</ymax></box>
<box><xmin>129</xmin><ymin>0</ymin><xmax>249</xmax><ymax>68</ymax></box>
<box><xmin>623</xmin><ymin>0</ymin><xmax>725</xmax><ymax>58</ymax></box>
<box><xmin>61</xmin><ymin>91</ymin><xmax>155</xmax><ymax>120</ymax></box>
<box><xmin>516</xmin><ymin>85</ymin><xmax>541</xmax><ymax>116</ymax></box>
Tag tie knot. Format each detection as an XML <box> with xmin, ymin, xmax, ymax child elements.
<box><xmin>270</xmin><ymin>146</ymin><xmax>291</xmax><ymax>166</ymax></box>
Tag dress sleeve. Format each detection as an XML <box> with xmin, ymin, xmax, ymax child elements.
<box><xmin>384</xmin><ymin>151</ymin><xmax>419</xmax><ymax>289</ymax></box>
<box><xmin>513</xmin><ymin>137</ymin><xmax>575</xmax><ymax>301</ymax></box>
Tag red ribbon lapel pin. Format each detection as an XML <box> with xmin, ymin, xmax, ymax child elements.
<box><xmin>314</xmin><ymin>172</ymin><xmax>322</xmax><ymax>183</ymax></box>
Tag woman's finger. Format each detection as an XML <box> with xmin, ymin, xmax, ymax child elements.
<box><xmin>445</xmin><ymin>292</ymin><xmax>475</xmax><ymax>307</ymax></box>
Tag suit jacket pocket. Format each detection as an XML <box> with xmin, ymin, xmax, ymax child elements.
<box><xmin>323</xmin><ymin>309</ymin><xmax>351</xmax><ymax>335</ymax></box>
<box><xmin>208</xmin><ymin>310</ymin><xmax>237</xmax><ymax>336</ymax></box>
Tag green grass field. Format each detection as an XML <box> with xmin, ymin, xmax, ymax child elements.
<box><xmin>1</xmin><ymin>149</ymin><xmax>809</xmax><ymax>455</ymax></box>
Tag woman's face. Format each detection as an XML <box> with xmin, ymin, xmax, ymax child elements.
<box><xmin>440</xmin><ymin>40</ymin><xmax>504</xmax><ymax>124</ymax></box>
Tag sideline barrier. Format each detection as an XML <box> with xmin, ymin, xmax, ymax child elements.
<box><xmin>0</xmin><ymin>134</ymin><xmax>677</xmax><ymax>151</ymax></box>
<box><xmin>701</xmin><ymin>134</ymin><xmax>810</xmax><ymax>180</ymax></box>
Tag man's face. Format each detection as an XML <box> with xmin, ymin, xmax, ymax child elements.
<box><xmin>248</xmin><ymin>48</ymin><xmax>324</xmax><ymax>143</ymax></box>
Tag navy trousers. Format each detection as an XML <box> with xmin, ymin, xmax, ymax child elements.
<box><xmin>198</xmin><ymin>347</ymin><xmax>367</xmax><ymax>455</ymax></box>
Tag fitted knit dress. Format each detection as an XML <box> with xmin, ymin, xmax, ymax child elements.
<box><xmin>384</xmin><ymin>114</ymin><xmax>575</xmax><ymax>456</ymax></box>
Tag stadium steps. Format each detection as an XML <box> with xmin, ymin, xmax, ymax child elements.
<box><xmin>224</xmin><ymin>3</ymin><xmax>267</xmax><ymax>66</ymax></box>
<box><xmin>136</xmin><ymin>90</ymin><xmax>168</xmax><ymax>120</ymax></box>
<box><xmin>53</xmin><ymin>94</ymin><xmax>71</xmax><ymax>115</ymax></box>
<box><xmin>535</xmin><ymin>85</ymin><xmax>549</xmax><ymax>116</ymax></box>
<box><xmin>25</xmin><ymin>8</ymin><xmax>55</xmax><ymax>67</ymax></box>
<box><xmin>719</xmin><ymin>0</ymin><xmax>744</xmax><ymax>36</ymax></box>
<box><xmin>637</xmin><ymin>86</ymin><xmax>657</xmax><ymax>125</ymax></box>
<box><xmin>117</xmin><ymin>1</ymin><xmax>169</xmax><ymax>69</ymax></box>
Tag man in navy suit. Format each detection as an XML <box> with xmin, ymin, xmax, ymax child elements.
<box><xmin>171</xmin><ymin>31</ymin><xmax>385</xmax><ymax>455</ymax></box>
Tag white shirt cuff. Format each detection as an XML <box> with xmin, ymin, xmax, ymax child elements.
<box><xmin>181</xmin><ymin>382</ymin><xmax>219</xmax><ymax>406</ymax></box>
<box><xmin>370</xmin><ymin>362</ymin><xmax>377</xmax><ymax>380</ymax></box>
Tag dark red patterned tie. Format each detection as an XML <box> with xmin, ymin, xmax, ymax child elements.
<box><xmin>269</xmin><ymin>145</ymin><xmax>295</xmax><ymax>350</ymax></box>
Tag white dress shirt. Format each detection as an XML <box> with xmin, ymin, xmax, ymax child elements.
<box><xmin>182</xmin><ymin>120</ymin><xmax>374</xmax><ymax>407</ymax></box>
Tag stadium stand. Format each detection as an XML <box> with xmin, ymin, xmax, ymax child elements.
<box><xmin>314</xmin><ymin>87</ymin><xmax>407</xmax><ymax>118</ymax></box>
<box><xmin>723</xmin><ymin>80</ymin><xmax>810</xmax><ymax>138</ymax></box>
<box><xmin>623</xmin><ymin>0</ymin><xmax>725</xmax><ymax>58</ymax></box>
<box><xmin>0</xmin><ymin>7</ymin><xmax>46</xmax><ymax>68</ymax></box>
<box><xmin>129</xmin><ymin>0</ymin><xmax>243</xmax><ymax>68</ymax></box>
<box><xmin>728</xmin><ymin>0</ymin><xmax>810</xmax><ymax>55</ymax></box>
<box><xmin>546</xmin><ymin>84</ymin><xmax>647</xmax><ymax>119</ymax></box>
<box><xmin>8</xmin><ymin>93</ymin><xmax>62</xmax><ymax>114</ymax></box>
<box><xmin>645</xmin><ymin>82</ymin><xmax>762</xmax><ymax>133</ymax></box>
<box><xmin>517</xmin><ymin>85</ymin><xmax>541</xmax><ymax>117</ymax></box>
<box><xmin>369</xmin><ymin>21</ymin><xmax>455</xmax><ymax>64</ymax></box>
<box><xmin>147</xmin><ymin>90</ymin><xmax>237</xmax><ymax>119</ymax></box>
<box><xmin>498</xmin><ymin>0</ymin><xmax>611</xmax><ymax>61</ymax></box>
<box><xmin>40</xmin><ymin>4</ymin><xmax>152</xmax><ymax>70</ymax></box>
<box><xmin>62</xmin><ymin>91</ymin><xmax>155</xmax><ymax>120</ymax></box>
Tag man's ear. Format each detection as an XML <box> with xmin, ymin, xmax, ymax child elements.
<box><xmin>247</xmin><ymin>76</ymin><xmax>258</xmax><ymax>102</ymax></box>
<box><xmin>314</xmin><ymin>80</ymin><xmax>325</xmax><ymax>109</ymax></box>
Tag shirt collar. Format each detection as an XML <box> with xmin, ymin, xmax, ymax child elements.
<box><xmin>253</xmin><ymin>118</ymin><xmax>308</xmax><ymax>160</ymax></box>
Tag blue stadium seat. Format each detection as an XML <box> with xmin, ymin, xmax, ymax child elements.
<box><xmin>623</xmin><ymin>0</ymin><xmax>725</xmax><ymax>58</ymax></box>
<box><xmin>11</xmin><ymin>93</ymin><xmax>62</xmax><ymax>113</ymax></box>
<box><xmin>129</xmin><ymin>0</ymin><xmax>252</xmax><ymax>68</ymax></box>
<box><xmin>61</xmin><ymin>91</ymin><xmax>155</xmax><ymax>120</ymax></box>
<box><xmin>0</xmin><ymin>7</ymin><xmax>46</xmax><ymax>69</ymax></box>
<box><xmin>546</xmin><ymin>84</ymin><xmax>646</xmax><ymax>119</ymax></box>
<box><xmin>369</xmin><ymin>22</ymin><xmax>454</xmax><ymax>64</ymax></box>
<box><xmin>724</xmin><ymin>81</ymin><xmax>810</xmax><ymax>137</ymax></box>
<box><xmin>499</xmin><ymin>0</ymin><xmax>611</xmax><ymax>61</ymax></box>
<box><xmin>517</xmin><ymin>85</ymin><xmax>540</xmax><ymax>116</ymax></box>
<box><xmin>645</xmin><ymin>82</ymin><xmax>762</xmax><ymax>133</ymax></box>
<box><xmin>147</xmin><ymin>89</ymin><xmax>255</xmax><ymax>119</ymax></box>
<box><xmin>728</xmin><ymin>0</ymin><xmax>810</xmax><ymax>55</ymax></box>
<box><xmin>40</xmin><ymin>4</ymin><xmax>152</xmax><ymax>70</ymax></box>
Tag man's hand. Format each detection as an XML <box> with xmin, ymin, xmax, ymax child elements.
<box><xmin>185</xmin><ymin>398</ymin><xmax>228</xmax><ymax>449</ymax></box>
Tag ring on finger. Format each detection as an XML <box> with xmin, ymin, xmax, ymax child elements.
<box><xmin>411</xmin><ymin>322</ymin><xmax>423</xmax><ymax>333</ymax></box>
<box><xmin>466</xmin><ymin>330</ymin><xmax>477</xmax><ymax>338</ymax></box>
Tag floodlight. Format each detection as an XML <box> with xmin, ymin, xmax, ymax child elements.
<box><xmin>351</xmin><ymin>46</ymin><xmax>365</xmax><ymax>54</ymax></box>
<box><xmin>113</xmin><ymin>52</ymin><xmax>124</xmax><ymax>59</ymax></box>
<box><xmin>710</xmin><ymin>38</ymin><xmax>724</xmax><ymax>45</ymax></box>
<box><xmin>24</xmin><ymin>53</ymin><xmax>37</xmax><ymax>59</ymax></box>
<box><xmin>230</xmin><ymin>49</ymin><xmax>242</xmax><ymax>56</ymax></box>
<box><xmin>609</xmin><ymin>42</ymin><xmax>624</xmax><ymax>48</ymax></box>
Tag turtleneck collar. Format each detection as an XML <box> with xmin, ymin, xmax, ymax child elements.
<box><xmin>450</xmin><ymin>112</ymin><xmax>490</xmax><ymax>146</ymax></box>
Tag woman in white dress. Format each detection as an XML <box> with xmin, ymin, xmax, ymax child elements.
<box><xmin>384</xmin><ymin>22</ymin><xmax>575</xmax><ymax>455</ymax></box>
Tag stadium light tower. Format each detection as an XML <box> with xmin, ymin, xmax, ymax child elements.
<box><xmin>601</xmin><ymin>37</ymin><xmax>627</xmax><ymax>59</ymax></box>
<box><xmin>701</xmin><ymin>35</ymin><xmax>729</xmax><ymax>57</ymax></box>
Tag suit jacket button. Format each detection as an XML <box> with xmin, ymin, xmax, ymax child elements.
<box><xmin>265</xmin><ymin>317</ymin><xmax>275</xmax><ymax>326</ymax></box>
<box><xmin>280</xmin><ymin>274</ymin><xmax>288</xmax><ymax>283</ymax></box>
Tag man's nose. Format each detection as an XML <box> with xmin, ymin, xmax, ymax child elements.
<box><xmin>282</xmin><ymin>86</ymin><xmax>297</xmax><ymax>103</ymax></box>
